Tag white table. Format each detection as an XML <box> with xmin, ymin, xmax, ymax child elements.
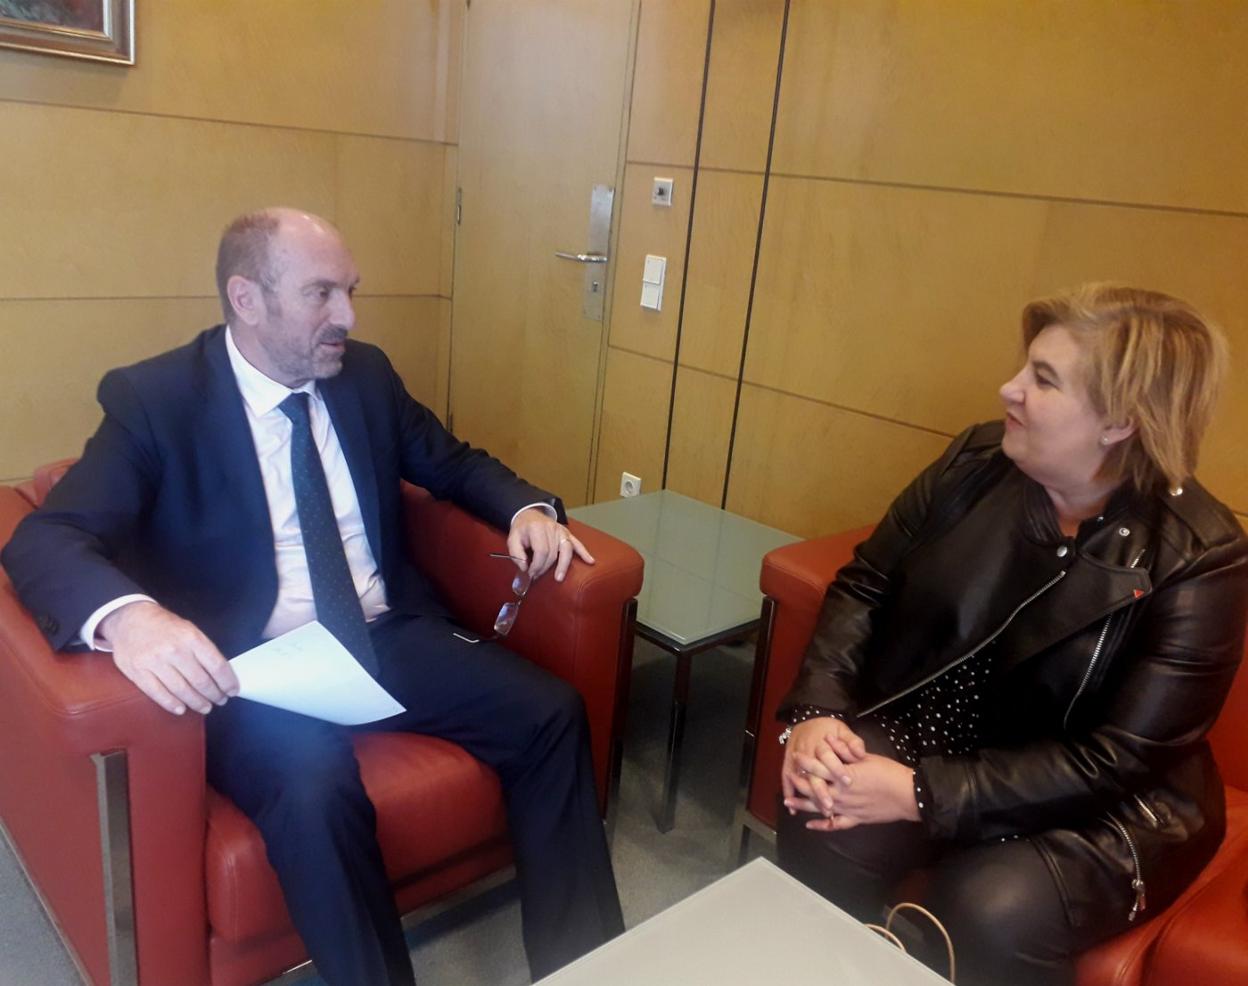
<box><xmin>536</xmin><ymin>858</ymin><xmax>951</xmax><ymax>985</ymax></box>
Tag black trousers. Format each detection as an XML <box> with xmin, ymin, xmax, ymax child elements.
<box><xmin>206</xmin><ymin>613</ymin><xmax>624</xmax><ymax>986</ymax></box>
<box><xmin>776</xmin><ymin>722</ymin><xmax>1096</xmax><ymax>986</ymax></box>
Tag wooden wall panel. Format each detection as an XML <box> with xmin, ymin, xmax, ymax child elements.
<box><xmin>1013</xmin><ymin>204</ymin><xmax>1248</xmax><ymax>513</ymax></box>
<box><xmin>626</xmin><ymin>0</ymin><xmax>709</xmax><ymax>166</ymax></box>
<box><xmin>593</xmin><ymin>349</ymin><xmax>672</xmax><ymax>504</ymax></box>
<box><xmin>0</xmin><ymin>298</ymin><xmax>221</xmax><ymax>480</ymax></box>
<box><xmin>0</xmin><ymin>101</ymin><xmax>336</xmax><ymax>301</ymax></box>
<box><xmin>773</xmin><ymin>1</ymin><xmax>1248</xmax><ymax>212</ymax></box>
<box><xmin>725</xmin><ymin>385</ymin><xmax>951</xmax><ymax>538</ymax></box>
<box><xmin>335</xmin><ymin>138</ymin><xmax>446</xmax><ymax>297</ymax></box>
<box><xmin>665</xmin><ymin>367</ymin><xmax>736</xmax><ymax>506</ymax></box>
<box><xmin>607</xmin><ymin>163</ymin><xmax>694</xmax><ymax>361</ymax></box>
<box><xmin>352</xmin><ymin>296</ymin><xmax>446</xmax><ymax>414</ymax></box>
<box><xmin>0</xmin><ymin>0</ymin><xmax>462</xmax><ymax>141</ymax></box>
<box><xmin>678</xmin><ymin>169</ymin><xmax>763</xmax><ymax>377</ymax></box>
<box><xmin>434</xmin><ymin>0</ymin><xmax>467</xmax><ymax>144</ymax></box>
<box><xmin>0</xmin><ymin>295</ymin><xmax>451</xmax><ymax>481</ymax></box>
<box><xmin>745</xmin><ymin>177</ymin><xmax>1030</xmax><ymax>432</ymax></box>
<box><xmin>0</xmin><ymin>4</ymin><xmax>460</xmax><ymax>479</ymax></box>
<box><xmin>746</xmin><ymin>178</ymin><xmax>1248</xmax><ymax>499</ymax></box>
<box><xmin>698</xmin><ymin>0</ymin><xmax>784</xmax><ymax>173</ymax></box>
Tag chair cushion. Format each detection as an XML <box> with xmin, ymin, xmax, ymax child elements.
<box><xmin>1145</xmin><ymin>836</ymin><xmax>1248</xmax><ymax>986</ymax></box>
<box><xmin>1074</xmin><ymin>785</ymin><xmax>1248</xmax><ymax>986</ymax></box>
<box><xmin>205</xmin><ymin>732</ymin><xmax>508</xmax><ymax>943</ymax></box>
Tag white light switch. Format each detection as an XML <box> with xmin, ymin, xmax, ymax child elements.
<box><xmin>640</xmin><ymin>254</ymin><xmax>666</xmax><ymax>311</ymax></box>
<box><xmin>651</xmin><ymin>177</ymin><xmax>675</xmax><ymax>207</ymax></box>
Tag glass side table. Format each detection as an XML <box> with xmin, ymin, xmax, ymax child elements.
<box><xmin>569</xmin><ymin>490</ymin><xmax>798</xmax><ymax>832</ymax></box>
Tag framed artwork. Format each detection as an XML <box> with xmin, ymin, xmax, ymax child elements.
<box><xmin>0</xmin><ymin>0</ymin><xmax>134</xmax><ymax>65</ymax></box>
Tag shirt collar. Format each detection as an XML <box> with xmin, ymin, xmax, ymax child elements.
<box><xmin>225</xmin><ymin>326</ymin><xmax>318</xmax><ymax>418</ymax></box>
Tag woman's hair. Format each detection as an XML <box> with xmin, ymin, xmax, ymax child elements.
<box><xmin>1021</xmin><ymin>283</ymin><xmax>1228</xmax><ymax>492</ymax></box>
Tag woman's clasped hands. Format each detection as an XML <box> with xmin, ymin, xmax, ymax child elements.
<box><xmin>781</xmin><ymin>717</ymin><xmax>921</xmax><ymax>831</ymax></box>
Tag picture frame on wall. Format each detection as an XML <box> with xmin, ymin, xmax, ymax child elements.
<box><xmin>0</xmin><ymin>0</ymin><xmax>134</xmax><ymax>65</ymax></box>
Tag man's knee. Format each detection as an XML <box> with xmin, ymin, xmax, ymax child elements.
<box><xmin>250</xmin><ymin>758</ymin><xmax>374</xmax><ymax>838</ymax></box>
<box><xmin>523</xmin><ymin>672</ymin><xmax>585</xmax><ymax>737</ymax></box>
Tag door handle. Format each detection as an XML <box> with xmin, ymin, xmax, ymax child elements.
<box><xmin>555</xmin><ymin>251</ymin><xmax>609</xmax><ymax>263</ymax></box>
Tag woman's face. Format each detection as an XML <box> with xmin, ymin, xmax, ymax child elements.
<box><xmin>999</xmin><ymin>324</ymin><xmax>1116</xmax><ymax>489</ymax></box>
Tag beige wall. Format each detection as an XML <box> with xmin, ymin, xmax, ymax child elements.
<box><xmin>0</xmin><ymin>0</ymin><xmax>463</xmax><ymax>482</ymax></box>
<box><xmin>595</xmin><ymin>0</ymin><xmax>1248</xmax><ymax>535</ymax></box>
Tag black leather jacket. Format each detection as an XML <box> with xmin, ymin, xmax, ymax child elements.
<box><xmin>781</xmin><ymin>422</ymin><xmax>1248</xmax><ymax>929</ymax></box>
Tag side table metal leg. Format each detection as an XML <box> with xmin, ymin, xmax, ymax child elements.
<box><xmin>727</xmin><ymin>597</ymin><xmax>776</xmax><ymax>868</ymax></box>
<box><xmin>657</xmin><ymin>651</ymin><xmax>692</xmax><ymax>833</ymax></box>
<box><xmin>92</xmin><ymin>750</ymin><xmax>138</xmax><ymax>986</ymax></box>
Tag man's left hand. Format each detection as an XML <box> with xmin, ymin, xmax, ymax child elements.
<box><xmin>507</xmin><ymin>508</ymin><xmax>595</xmax><ymax>582</ymax></box>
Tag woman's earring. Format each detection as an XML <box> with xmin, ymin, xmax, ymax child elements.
<box><xmin>1099</xmin><ymin>435</ymin><xmax>1111</xmax><ymax>446</ymax></box>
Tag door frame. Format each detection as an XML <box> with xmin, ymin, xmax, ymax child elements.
<box><xmin>446</xmin><ymin>0</ymin><xmax>644</xmax><ymax>506</ymax></box>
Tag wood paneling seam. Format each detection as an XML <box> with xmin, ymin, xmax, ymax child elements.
<box><xmin>0</xmin><ymin>293</ymin><xmax>450</xmax><ymax>303</ymax></box>
<box><xmin>719</xmin><ymin>0</ymin><xmax>791</xmax><ymax>509</ymax></box>
<box><xmin>0</xmin><ymin>96</ymin><xmax>460</xmax><ymax>147</ymax></box>
<box><xmin>767</xmin><ymin>171</ymin><xmax>1248</xmax><ymax>222</ymax></box>
<box><xmin>659</xmin><ymin>0</ymin><xmax>716</xmax><ymax>489</ymax></box>
<box><xmin>626</xmin><ymin>159</ymin><xmax>764</xmax><ymax>179</ymax></box>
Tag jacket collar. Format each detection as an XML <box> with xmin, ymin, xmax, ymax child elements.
<box><xmin>206</xmin><ymin>327</ymin><xmax>383</xmax><ymax>567</ymax></box>
<box><xmin>988</xmin><ymin>473</ymin><xmax>1152</xmax><ymax>676</ymax></box>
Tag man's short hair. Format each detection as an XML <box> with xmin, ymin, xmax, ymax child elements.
<box><xmin>215</xmin><ymin>211</ymin><xmax>282</xmax><ymax>323</ymax></box>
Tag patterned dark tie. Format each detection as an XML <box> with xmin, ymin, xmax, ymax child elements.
<box><xmin>278</xmin><ymin>392</ymin><xmax>378</xmax><ymax>674</ymax></box>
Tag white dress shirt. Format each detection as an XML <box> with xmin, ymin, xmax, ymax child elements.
<box><xmin>81</xmin><ymin>328</ymin><xmax>551</xmax><ymax>651</ymax></box>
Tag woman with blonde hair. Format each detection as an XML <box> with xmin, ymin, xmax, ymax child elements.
<box><xmin>777</xmin><ymin>284</ymin><xmax>1246</xmax><ymax>985</ymax></box>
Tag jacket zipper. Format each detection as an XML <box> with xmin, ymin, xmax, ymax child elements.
<box><xmin>1062</xmin><ymin>615</ymin><xmax>1113</xmax><ymax>730</ymax></box>
<box><xmin>1062</xmin><ymin>548</ymin><xmax>1146</xmax><ymax>730</ymax></box>
<box><xmin>859</xmin><ymin>569</ymin><xmax>1068</xmax><ymax>719</ymax></box>
<box><xmin>1105</xmin><ymin>814</ymin><xmax>1147</xmax><ymax>921</ymax></box>
<box><xmin>1134</xmin><ymin>794</ymin><xmax>1161</xmax><ymax>829</ymax></box>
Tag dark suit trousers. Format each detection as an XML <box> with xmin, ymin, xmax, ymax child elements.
<box><xmin>205</xmin><ymin>613</ymin><xmax>624</xmax><ymax>986</ymax></box>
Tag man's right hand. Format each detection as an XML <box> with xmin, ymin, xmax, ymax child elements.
<box><xmin>99</xmin><ymin>601</ymin><xmax>239</xmax><ymax>716</ymax></box>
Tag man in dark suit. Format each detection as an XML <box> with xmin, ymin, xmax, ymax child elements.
<box><xmin>1</xmin><ymin>208</ymin><xmax>624</xmax><ymax>985</ymax></box>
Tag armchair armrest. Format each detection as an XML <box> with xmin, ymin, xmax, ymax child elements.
<box><xmin>400</xmin><ymin>485</ymin><xmax>644</xmax><ymax>809</ymax></box>
<box><xmin>759</xmin><ymin>526</ymin><xmax>874</xmax><ymax>617</ymax></box>
<box><xmin>0</xmin><ymin>486</ymin><xmax>209</xmax><ymax>986</ymax></box>
<box><xmin>746</xmin><ymin>525</ymin><xmax>873</xmax><ymax>830</ymax></box>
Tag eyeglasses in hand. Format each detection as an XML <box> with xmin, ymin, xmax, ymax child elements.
<box><xmin>452</xmin><ymin>552</ymin><xmax>532</xmax><ymax>645</ymax></box>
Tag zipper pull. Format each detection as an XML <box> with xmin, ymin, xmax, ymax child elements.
<box><xmin>1130</xmin><ymin>878</ymin><xmax>1147</xmax><ymax>920</ymax></box>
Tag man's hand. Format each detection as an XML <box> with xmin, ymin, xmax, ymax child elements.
<box><xmin>799</xmin><ymin>753</ymin><xmax>920</xmax><ymax>832</ymax></box>
<box><xmin>781</xmin><ymin>716</ymin><xmax>867</xmax><ymax>818</ymax></box>
<box><xmin>507</xmin><ymin>507</ymin><xmax>594</xmax><ymax>582</ymax></box>
<box><xmin>99</xmin><ymin>601</ymin><xmax>239</xmax><ymax>716</ymax></box>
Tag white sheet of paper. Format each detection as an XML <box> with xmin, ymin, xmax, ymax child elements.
<box><xmin>230</xmin><ymin>621</ymin><xmax>405</xmax><ymax>725</ymax></box>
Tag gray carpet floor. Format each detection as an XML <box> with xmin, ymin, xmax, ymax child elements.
<box><xmin>0</xmin><ymin>638</ymin><xmax>775</xmax><ymax>986</ymax></box>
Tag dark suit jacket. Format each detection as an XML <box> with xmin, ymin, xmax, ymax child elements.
<box><xmin>2</xmin><ymin>325</ymin><xmax>562</xmax><ymax>657</ymax></box>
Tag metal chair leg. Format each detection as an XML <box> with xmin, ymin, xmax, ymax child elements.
<box><xmin>92</xmin><ymin>750</ymin><xmax>138</xmax><ymax>986</ymax></box>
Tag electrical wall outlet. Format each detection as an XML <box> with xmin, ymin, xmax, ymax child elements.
<box><xmin>620</xmin><ymin>472</ymin><xmax>642</xmax><ymax>498</ymax></box>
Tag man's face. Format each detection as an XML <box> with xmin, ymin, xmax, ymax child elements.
<box><xmin>249</xmin><ymin>220</ymin><xmax>360</xmax><ymax>388</ymax></box>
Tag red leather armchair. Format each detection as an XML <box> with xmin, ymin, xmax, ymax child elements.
<box><xmin>735</xmin><ymin>527</ymin><xmax>1248</xmax><ymax>986</ymax></box>
<box><xmin>0</xmin><ymin>461</ymin><xmax>643</xmax><ymax>986</ymax></box>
